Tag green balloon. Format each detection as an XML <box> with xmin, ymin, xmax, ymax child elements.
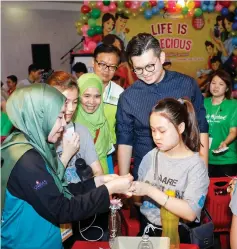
<box><xmin>87</xmin><ymin>28</ymin><xmax>96</xmax><ymax>37</ymax></box>
<box><xmin>88</xmin><ymin>18</ymin><xmax>97</xmax><ymax>28</ymax></box>
<box><xmin>95</xmin><ymin>25</ymin><xmax>103</xmax><ymax>34</ymax></box>
<box><xmin>194</xmin><ymin>8</ymin><xmax>203</xmax><ymax>17</ymax></box>
<box><xmin>182</xmin><ymin>6</ymin><xmax>189</xmax><ymax>15</ymax></box>
<box><xmin>91</xmin><ymin>8</ymin><xmax>101</xmax><ymax>19</ymax></box>
<box><xmin>103</xmin><ymin>0</ymin><xmax>110</xmax><ymax>6</ymax></box>
<box><xmin>117</xmin><ymin>0</ymin><xmax>124</xmax><ymax>8</ymax></box>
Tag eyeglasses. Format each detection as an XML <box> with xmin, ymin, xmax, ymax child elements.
<box><xmin>95</xmin><ymin>59</ymin><xmax>118</xmax><ymax>72</ymax></box>
<box><xmin>133</xmin><ymin>58</ymin><xmax>158</xmax><ymax>75</ymax></box>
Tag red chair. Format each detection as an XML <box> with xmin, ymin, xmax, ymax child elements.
<box><xmin>205</xmin><ymin>177</ymin><xmax>232</xmax><ymax>249</ymax></box>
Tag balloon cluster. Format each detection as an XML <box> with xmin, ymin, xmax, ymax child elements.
<box><xmin>75</xmin><ymin>1</ymin><xmax>237</xmax><ymax>53</ymax></box>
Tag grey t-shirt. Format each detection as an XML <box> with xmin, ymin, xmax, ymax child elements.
<box><xmin>230</xmin><ymin>184</ymin><xmax>237</xmax><ymax>216</ymax></box>
<box><xmin>138</xmin><ymin>148</ymin><xmax>209</xmax><ymax>226</ymax></box>
<box><xmin>56</xmin><ymin>122</ymin><xmax>98</xmax><ymax>183</ymax></box>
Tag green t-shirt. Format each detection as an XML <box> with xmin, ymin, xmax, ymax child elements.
<box><xmin>204</xmin><ymin>98</ymin><xmax>237</xmax><ymax>165</ymax></box>
<box><xmin>1</xmin><ymin>111</ymin><xmax>13</xmax><ymax>136</ymax></box>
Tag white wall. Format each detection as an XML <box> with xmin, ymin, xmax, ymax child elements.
<box><xmin>1</xmin><ymin>1</ymin><xmax>83</xmax><ymax>82</ymax></box>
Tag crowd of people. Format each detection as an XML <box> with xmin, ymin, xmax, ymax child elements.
<box><xmin>1</xmin><ymin>32</ymin><xmax>237</xmax><ymax>249</ymax></box>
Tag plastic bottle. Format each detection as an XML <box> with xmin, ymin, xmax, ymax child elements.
<box><xmin>160</xmin><ymin>190</ymin><xmax>180</xmax><ymax>249</ymax></box>
<box><xmin>137</xmin><ymin>234</ymin><xmax>153</xmax><ymax>249</ymax></box>
<box><xmin>75</xmin><ymin>158</ymin><xmax>93</xmax><ymax>182</ymax></box>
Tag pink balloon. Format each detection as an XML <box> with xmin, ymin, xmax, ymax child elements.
<box><xmin>215</xmin><ymin>3</ymin><xmax>223</xmax><ymax>12</ymax></box>
<box><xmin>87</xmin><ymin>41</ymin><xmax>97</xmax><ymax>52</ymax></box>
<box><xmin>96</xmin><ymin>0</ymin><xmax>103</xmax><ymax>9</ymax></box>
<box><xmin>102</xmin><ymin>5</ymin><xmax>109</xmax><ymax>13</ymax></box>
<box><xmin>81</xmin><ymin>25</ymin><xmax>89</xmax><ymax>37</ymax></box>
<box><xmin>131</xmin><ymin>4</ymin><xmax>139</xmax><ymax>11</ymax></box>
<box><xmin>109</xmin><ymin>3</ymin><xmax>117</xmax><ymax>12</ymax></box>
<box><xmin>83</xmin><ymin>0</ymin><xmax>89</xmax><ymax>6</ymax></box>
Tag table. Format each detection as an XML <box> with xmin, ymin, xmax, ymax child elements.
<box><xmin>71</xmin><ymin>241</ymin><xmax>199</xmax><ymax>249</ymax></box>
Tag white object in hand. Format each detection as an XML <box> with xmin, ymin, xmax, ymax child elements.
<box><xmin>212</xmin><ymin>147</ymin><xmax>229</xmax><ymax>154</ymax></box>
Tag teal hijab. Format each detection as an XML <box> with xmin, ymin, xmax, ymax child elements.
<box><xmin>1</xmin><ymin>84</ymin><xmax>73</xmax><ymax>209</ymax></box>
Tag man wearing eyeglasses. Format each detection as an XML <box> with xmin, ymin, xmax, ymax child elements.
<box><xmin>93</xmin><ymin>44</ymin><xmax>124</xmax><ymax>173</ymax></box>
<box><xmin>116</xmin><ymin>33</ymin><xmax>209</xmax><ymax>181</ymax></box>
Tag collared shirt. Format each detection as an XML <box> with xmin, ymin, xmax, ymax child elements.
<box><xmin>17</xmin><ymin>78</ymin><xmax>35</xmax><ymax>88</ymax></box>
<box><xmin>116</xmin><ymin>70</ymin><xmax>208</xmax><ymax>180</ymax></box>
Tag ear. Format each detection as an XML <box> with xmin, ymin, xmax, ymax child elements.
<box><xmin>160</xmin><ymin>51</ymin><xmax>166</xmax><ymax>65</ymax></box>
<box><xmin>92</xmin><ymin>58</ymin><xmax>95</xmax><ymax>67</ymax></box>
<box><xmin>178</xmin><ymin>122</ymin><xmax>185</xmax><ymax>135</ymax></box>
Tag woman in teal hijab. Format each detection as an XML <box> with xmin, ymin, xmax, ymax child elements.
<box><xmin>74</xmin><ymin>73</ymin><xmax>112</xmax><ymax>174</ymax></box>
<box><xmin>1</xmin><ymin>83</ymin><xmax>133</xmax><ymax>249</ymax></box>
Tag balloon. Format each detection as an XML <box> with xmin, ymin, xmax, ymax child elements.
<box><xmin>157</xmin><ymin>1</ymin><xmax>165</xmax><ymax>9</ymax></box>
<box><xmin>144</xmin><ymin>9</ymin><xmax>152</xmax><ymax>19</ymax></box>
<box><xmin>117</xmin><ymin>0</ymin><xmax>124</xmax><ymax>8</ymax></box>
<box><xmin>101</xmin><ymin>5</ymin><xmax>109</xmax><ymax>13</ymax></box>
<box><xmin>188</xmin><ymin>10</ymin><xmax>194</xmax><ymax>17</ymax></box>
<box><xmin>202</xmin><ymin>4</ymin><xmax>208</xmax><ymax>12</ymax></box>
<box><xmin>152</xmin><ymin>6</ymin><xmax>160</xmax><ymax>15</ymax></box>
<box><xmin>221</xmin><ymin>7</ymin><xmax>229</xmax><ymax>16</ymax></box>
<box><xmin>220</xmin><ymin>1</ymin><xmax>230</xmax><ymax>8</ymax></box>
<box><xmin>233</xmin><ymin>22</ymin><xmax>237</xmax><ymax>31</ymax></box>
<box><xmin>182</xmin><ymin>6</ymin><xmax>189</xmax><ymax>15</ymax></box>
<box><xmin>75</xmin><ymin>21</ymin><xmax>83</xmax><ymax>28</ymax></box>
<box><xmin>95</xmin><ymin>25</ymin><xmax>103</xmax><ymax>34</ymax></box>
<box><xmin>232</xmin><ymin>37</ymin><xmax>237</xmax><ymax>46</ymax></box>
<box><xmin>149</xmin><ymin>1</ymin><xmax>157</xmax><ymax>7</ymax></box>
<box><xmin>203</xmin><ymin>1</ymin><xmax>210</xmax><ymax>4</ymax></box>
<box><xmin>194</xmin><ymin>8</ymin><xmax>203</xmax><ymax>17</ymax></box>
<box><xmin>91</xmin><ymin>8</ymin><xmax>101</xmax><ymax>19</ymax></box>
<box><xmin>81</xmin><ymin>5</ymin><xmax>91</xmax><ymax>14</ymax></box>
<box><xmin>80</xmin><ymin>14</ymin><xmax>89</xmax><ymax>23</ymax></box>
<box><xmin>124</xmin><ymin>9</ymin><xmax>131</xmax><ymax>16</ymax></box>
<box><xmin>215</xmin><ymin>3</ymin><xmax>223</xmax><ymax>12</ymax></box>
<box><xmin>194</xmin><ymin>1</ymin><xmax>201</xmax><ymax>8</ymax></box>
<box><xmin>89</xmin><ymin>2</ymin><xmax>96</xmax><ymax>8</ymax></box>
<box><xmin>87</xmin><ymin>41</ymin><xmax>97</xmax><ymax>52</ymax></box>
<box><xmin>124</xmin><ymin>1</ymin><xmax>132</xmax><ymax>8</ymax></box>
<box><xmin>207</xmin><ymin>4</ymin><xmax>214</xmax><ymax>12</ymax></box>
<box><xmin>96</xmin><ymin>1</ymin><xmax>103</xmax><ymax>9</ymax></box>
<box><xmin>103</xmin><ymin>0</ymin><xmax>110</xmax><ymax>6</ymax></box>
<box><xmin>88</xmin><ymin>18</ymin><xmax>97</xmax><ymax>28</ymax></box>
<box><xmin>138</xmin><ymin>7</ymin><xmax>145</xmax><ymax>13</ymax></box>
<box><xmin>109</xmin><ymin>2</ymin><xmax>117</xmax><ymax>12</ymax></box>
<box><xmin>117</xmin><ymin>7</ymin><xmax>124</xmax><ymax>14</ymax></box>
<box><xmin>143</xmin><ymin>2</ymin><xmax>151</xmax><ymax>9</ymax></box>
<box><xmin>83</xmin><ymin>0</ymin><xmax>89</xmax><ymax>5</ymax></box>
<box><xmin>187</xmin><ymin>1</ymin><xmax>195</xmax><ymax>9</ymax></box>
<box><xmin>81</xmin><ymin>25</ymin><xmax>89</xmax><ymax>36</ymax></box>
<box><xmin>87</xmin><ymin>28</ymin><xmax>96</xmax><ymax>37</ymax></box>
<box><xmin>228</xmin><ymin>4</ymin><xmax>236</xmax><ymax>12</ymax></box>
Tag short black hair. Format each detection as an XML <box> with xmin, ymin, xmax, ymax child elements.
<box><xmin>93</xmin><ymin>44</ymin><xmax>121</xmax><ymax>65</ymax></box>
<box><xmin>210</xmin><ymin>56</ymin><xmax>222</xmax><ymax>64</ymax></box>
<box><xmin>126</xmin><ymin>33</ymin><xmax>161</xmax><ymax>65</ymax></box>
<box><xmin>205</xmin><ymin>40</ymin><xmax>214</xmax><ymax>48</ymax></box>
<box><xmin>28</xmin><ymin>64</ymin><xmax>41</xmax><ymax>75</ymax></box>
<box><xmin>72</xmin><ymin>62</ymin><xmax>88</xmax><ymax>73</ymax></box>
<box><xmin>102</xmin><ymin>13</ymin><xmax>115</xmax><ymax>26</ymax></box>
<box><xmin>115</xmin><ymin>13</ymin><xmax>129</xmax><ymax>20</ymax></box>
<box><xmin>7</xmin><ymin>75</ymin><xmax>18</xmax><ymax>83</ymax></box>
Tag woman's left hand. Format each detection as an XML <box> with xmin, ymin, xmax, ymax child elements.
<box><xmin>218</xmin><ymin>141</ymin><xmax>227</xmax><ymax>149</ymax></box>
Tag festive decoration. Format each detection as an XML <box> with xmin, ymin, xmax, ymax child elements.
<box><xmin>75</xmin><ymin>0</ymin><xmax>237</xmax><ymax>54</ymax></box>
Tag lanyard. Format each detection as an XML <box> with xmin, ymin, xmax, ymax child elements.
<box><xmin>104</xmin><ymin>81</ymin><xmax>112</xmax><ymax>103</ymax></box>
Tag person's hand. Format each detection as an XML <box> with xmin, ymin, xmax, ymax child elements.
<box><xmin>62</xmin><ymin>132</ymin><xmax>80</xmax><ymax>157</ymax></box>
<box><xmin>94</xmin><ymin>174</ymin><xmax>119</xmax><ymax>187</ymax></box>
<box><xmin>131</xmin><ymin>181</ymin><xmax>151</xmax><ymax>196</ymax></box>
<box><xmin>227</xmin><ymin>179</ymin><xmax>237</xmax><ymax>197</ymax></box>
<box><xmin>61</xmin><ymin>133</ymin><xmax>80</xmax><ymax>167</ymax></box>
<box><xmin>105</xmin><ymin>174</ymin><xmax>134</xmax><ymax>196</ymax></box>
<box><xmin>218</xmin><ymin>141</ymin><xmax>227</xmax><ymax>149</ymax></box>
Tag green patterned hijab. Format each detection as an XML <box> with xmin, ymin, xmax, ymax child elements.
<box><xmin>74</xmin><ymin>73</ymin><xmax>111</xmax><ymax>173</ymax></box>
<box><xmin>1</xmin><ymin>84</ymin><xmax>73</xmax><ymax>209</ymax></box>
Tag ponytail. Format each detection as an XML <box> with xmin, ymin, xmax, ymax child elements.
<box><xmin>151</xmin><ymin>98</ymin><xmax>200</xmax><ymax>152</ymax></box>
<box><xmin>181</xmin><ymin>98</ymin><xmax>200</xmax><ymax>152</ymax></box>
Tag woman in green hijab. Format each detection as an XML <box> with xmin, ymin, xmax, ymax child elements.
<box><xmin>74</xmin><ymin>73</ymin><xmax>112</xmax><ymax>174</ymax></box>
<box><xmin>1</xmin><ymin>83</ymin><xmax>133</xmax><ymax>249</ymax></box>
